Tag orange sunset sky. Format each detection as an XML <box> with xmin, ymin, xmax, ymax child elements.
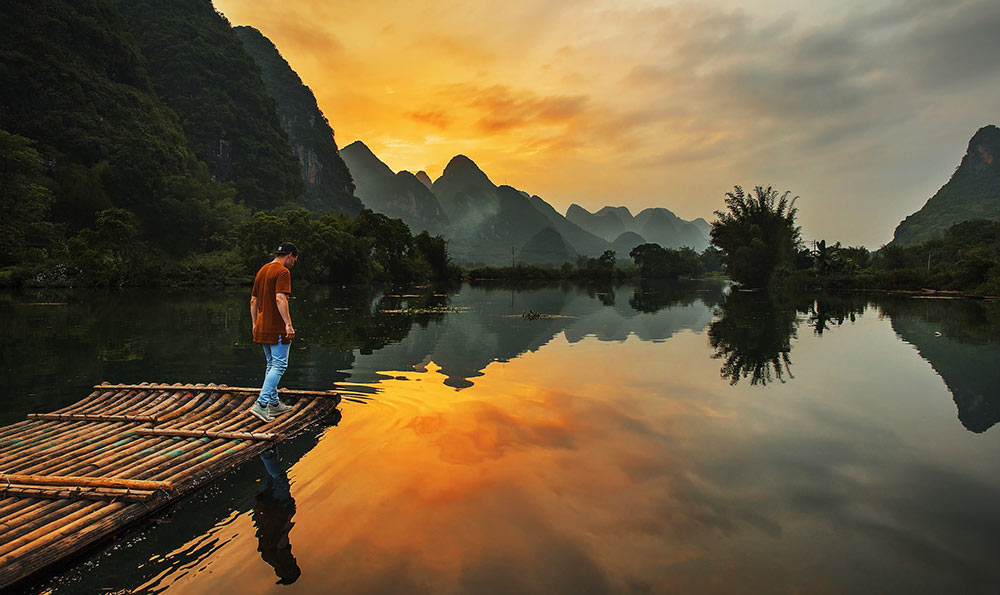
<box><xmin>213</xmin><ymin>0</ymin><xmax>1000</xmax><ymax>247</ymax></box>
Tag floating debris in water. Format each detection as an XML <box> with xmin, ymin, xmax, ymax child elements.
<box><xmin>508</xmin><ymin>311</ymin><xmax>575</xmax><ymax>320</ymax></box>
<box><xmin>378</xmin><ymin>307</ymin><xmax>471</xmax><ymax>314</ymax></box>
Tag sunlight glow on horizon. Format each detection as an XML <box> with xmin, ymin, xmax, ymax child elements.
<box><xmin>213</xmin><ymin>0</ymin><xmax>1000</xmax><ymax>247</ymax></box>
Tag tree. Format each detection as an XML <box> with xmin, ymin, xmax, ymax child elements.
<box><xmin>630</xmin><ymin>243</ymin><xmax>705</xmax><ymax>279</ymax></box>
<box><xmin>710</xmin><ymin>185</ymin><xmax>802</xmax><ymax>287</ymax></box>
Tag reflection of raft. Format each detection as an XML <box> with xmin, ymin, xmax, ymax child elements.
<box><xmin>0</xmin><ymin>382</ymin><xmax>340</xmax><ymax>590</ymax></box>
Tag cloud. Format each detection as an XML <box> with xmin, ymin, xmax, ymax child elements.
<box><xmin>407</xmin><ymin>110</ymin><xmax>453</xmax><ymax>130</ymax></box>
<box><xmin>449</xmin><ymin>84</ymin><xmax>590</xmax><ymax>134</ymax></box>
<box><xmin>215</xmin><ymin>0</ymin><xmax>1000</xmax><ymax>245</ymax></box>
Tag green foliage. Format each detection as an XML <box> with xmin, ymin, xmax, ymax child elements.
<box><xmin>710</xmin><ymin>185</ymin><xmax>802</xmax><ymax>288</ymax></box>
<box><xmin>629</xmin><ymin>243</ymin><xmax>705</xmax><ymax>279</ymax></box>
<box><xmin>699</xmin><ymin>246</ymin><xmax>724</xmax><ymax>273</ymax></box>
<box><xmin>575</xmin><ymin>250</ymin><xmax>617</xmax><ymax>280</ymax></box>
<box><xmin>0</xmin><ymin>130</ymin><xmax>55</xmax><ymax>265</ymax></box>
<box><xmin>233</xmin><ymin>26</ymin><xmax>360</xmax><ymax>214</ymax></box>
<box><xmin>414</xmin><ymin>231</ymin><xmax>459</xmax><ymax>281</ymax></box>
<box><xmin>234</xmin><ymin>208</ymin><xmax>457</xmax><ymax>287</ymax></box>
<box><xmin>0</xmin><ymin>0</ymin><xmax>241</xmax><ymax>261</ymax></box>
<box><xmin>115</xmin><ymin>0</ymin><xmax>304</xmax><ymax>210</ymax></box>
<box><xmin>66</xmin><ymin>208</ymin><xmax>153</xmax><ymax>286</ymax></box>
<box><xmin>893</xmin><ymin>125</ymin><xmax>1000</xmax><ymax>247</ymax></box>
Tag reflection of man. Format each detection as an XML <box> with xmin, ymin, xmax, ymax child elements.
<box><xmin>249</xmin><ymin>243</ymin><xmax>298</xmax><ymax>423</ymax></box>
<box><xmin>253</xmin><ymin>448</ymin><xmax>300</xmax><ymax>585</ymax></box>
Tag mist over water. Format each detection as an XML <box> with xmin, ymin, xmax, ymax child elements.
<box><xmin>3</xmin><ymin>283</ymin><xmax>1000</xmax><ymax>594</ymax></box>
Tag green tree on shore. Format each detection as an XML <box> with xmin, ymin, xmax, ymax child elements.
<box><xmin>710</xmin><ymin>185</ymin><xmax>802</xmax><ymax>287</ymax></box>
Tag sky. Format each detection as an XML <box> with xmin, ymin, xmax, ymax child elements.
<box><xmin>213</xmin><ymin>0</ymin><xmax>1000</xmax><ymax>247</ymax></box>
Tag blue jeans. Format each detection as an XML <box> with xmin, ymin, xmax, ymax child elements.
<box><xmin>258</xmin><ymin>337</ymin><xmax>290</xmax><ymax>407</ymax></box>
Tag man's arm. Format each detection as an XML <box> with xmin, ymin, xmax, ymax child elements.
<box><xmin>275</xmin><ymin>292</ymin><xmax>295</xmax><ymax>338</ymax></box>
<box><xmin>250</xmin><ymin>296</ymin><xmax>258</xmax><ymax>331</ymax></box>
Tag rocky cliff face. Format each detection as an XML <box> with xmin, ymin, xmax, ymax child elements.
<box><xmin>234</xmin><ymin>26</ymin><xmax>361</xmax><ymax>214</ymax></box>
<box><xmin>893</xmin><ymin>125</ymin><xmax>1000</xmax><ymax>246</ymax></box>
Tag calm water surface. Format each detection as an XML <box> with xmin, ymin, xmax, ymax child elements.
<box><xmin>2</xmin><ymin>282</ymin><xmax>999</xmax><ymax>594</ymax></box>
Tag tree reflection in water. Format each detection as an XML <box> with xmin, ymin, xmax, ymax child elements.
<box><xmin>708</xmin><ymin>290</ymin><xmax>798</xmax><ymax>385</ymax></box>
<box><xmin>709</xmin><ymin>290</ymin><xmax>869</xmax><ymax>386</ymax></box>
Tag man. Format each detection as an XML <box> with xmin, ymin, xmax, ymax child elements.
<box><xmin>249</xmin><ymin>242</ymin><xmax>298</xmax><ymax>422</ymax></box>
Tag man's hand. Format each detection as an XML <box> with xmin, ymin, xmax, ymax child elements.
<box><xmin>284</xmin><ymin>323</ymin><xmax>295</xmax><ymax>339</ymax></box>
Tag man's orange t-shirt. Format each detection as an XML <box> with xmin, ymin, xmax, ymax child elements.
<box><xmin>252</xmin><ymin>262</ymin><xmax>292</xmax><ymax>344</ymax></box>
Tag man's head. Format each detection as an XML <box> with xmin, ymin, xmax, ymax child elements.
<box><xmin>275</xmin><ymin>242</ymin><xmax>298</xmax><ymax>266</ymax></box>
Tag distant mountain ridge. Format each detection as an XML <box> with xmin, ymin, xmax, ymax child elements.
<box><xmin>567</xmin><ymin>204</ymin><xmax>710</xmax><ymax>252</ymax></box>
<box><xmin>340</xmin><ymin>141</ymin><xmax>447</xmax><ymax>233</ymax></box>
<box><xmin>893</xmin><ymin>125</ymin><xmax>1000</xmax><ymax>246</ymax></box>
<box><xmin>340</xmin><ymin>145</ymin><xmax>711</xmax><ymax>265</ymax></box>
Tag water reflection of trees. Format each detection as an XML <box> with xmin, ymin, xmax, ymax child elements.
<box><xmin>628</xmin><ymin>279</ymin><xmax>725</xmax><ymax>313</ymax></box>
<box><xmin>708</xmin><ymin>291</ymin><xmax>798</xmax><ymax>386</ymax></box>
<box><xmin>709</xmin><ymin>291</ymin><xmax>868</xmax><ymax>386</ymax></box>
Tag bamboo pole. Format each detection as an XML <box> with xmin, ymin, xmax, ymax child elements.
<box><xmin>0</xmin><ymin>500</ymin><xmax>69</xmax><ymax>536</ymax></box>
<box><xmin>27</xmin><ymin>413</ymin><xmax>157</xmax><ymax>423</ymax></box>
<box><xmin>0</xmin><ymin>500</ymin><xmax>102</xmax><ymax>558</ymax></box>
<box><xmin>0</xmin><ymin>485</ymin><xmax>153</xmax><ymax>503</ymax></box>
<box><xmin>134</xmin><ymin>428</ymin><xmax>276</xmax><ymax>441</ymax></box>
<box><xmin>4</xmin><ymin>422</ymin><xmax>151</xmax><ymax>475</ymax></box>
<box><xmin>93</xmin><ymin>383</ymin><xmax>341</xmax><ymax>397</ymax></box>
<box><xmin>0</xmin><ymin>473</ymin><xmax>172</xmax><ymax>492</ymax></box>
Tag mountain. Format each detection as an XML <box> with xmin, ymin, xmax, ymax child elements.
<box><xmin>233</xmin><ymin>26</ymin><xmax>360</xmax><ymax>214</ymax></box>
<box><xmin>0</xmin><ymin>0</ymin><xmax>235</xmax><ymax>251</ymax></box>
<box><xmin>116</xmin><ymin>0</ymin><xmax>303</xmax><ymax>211</ymax></box>
<box><xmin>516</xmin><ymin>227</ymin><xmax>577</xmax><ymax>266</ymax></box>
<box><xmin>566</xmin><ymin>205</ymin><xmax>629</xmax><ymax>241</ymax></box>
<box><xmin>610</xmin><ymin>231</ymin><xmax>647</xmax><ymax>257</ymax></box>
<box><xmin>414</xmin><ymin>171</ymin><xmax>433</xmax><ymax>189</ymax></box>
<box><xmin>340</xmin><ymin>141</ymin><xmax>447</xmax><ymax>233</ymax></box>
<box><xmin>431</xmin><ymin>155</ymin><xmax>499</xmax><ymax>228</ymax></box>
<box><xmin>635</xmin><ymin>208</ymin><xmax>709</xmax><ymax>251</ymax></box>
<box><xmin>567</xmin><ymin>204</ymin><xmax>709</xmax><ymax>251</ymax></box>
<box><xmin>893</xmin><ymin>125</ymin><xmax>1000</xmax><ymax>247</ymax></box>
<box><xmin>527</xmin><ymin>196</ymin><xmax>610</xmax><ymax>257</ymax></box>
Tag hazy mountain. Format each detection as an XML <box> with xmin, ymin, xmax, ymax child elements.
<box><xmin>116</xmin><ymin>0</ymin><xmax>303</xmax><ymax>210</ymax></box>
<box><xmin>340</xmin><ymin>141</ymin><xmax>447</xmax><ymax>233</ymax></box>
<box><xmin>692</xmin><ymin>217</ymin><xmax>711</xmax><ymax>239</ymax></box>
<box><xmin>516</xmin><ymin>227</ymin><xmax>577</xmax><ymax>266</ymax></box>
<box><xmin>893</xmin><ymin>125</ymin><xmax>1000</xmax><ymax>247</ymax></box>
<box><xmin>431</xmin><ymin>154</ymin><xmax>499</xmax><ymax>228</ymax></box>
<box><xmin>414</xmin><ymin>171</ymin><xmax>433</xmax><ymax>189</ymax></box>
<box><xmin>528</xmin><ymin>196</ymin><xmax>610</xmax><ymax>257</ymax></box>
<box><xmin>610</xmin><ymin>231</ymin><xmax>647</xmax><ymax>257</ymax></box>
<box><xmin>568</xmin><ymin>204</ymin><xmax>709</xmax><ymax>251</ymax></box>
<box><xmin>567</xmin><ymin>204</ymin><xmax>629</xmax><ymax>241</ymax></box>
<box><xmin>233</xmin><ymin>26</ymin><xmax>360</xmax><ymax>214</ymax></box>
<box><xmin>635</xmin><ymin>208</ymin><xmax>709</xmax><ymax>251</ymax></box>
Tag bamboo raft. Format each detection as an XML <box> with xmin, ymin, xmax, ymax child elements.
<box><xmin>0</xmin><ymin>381</ymin><xmax>341</xmax><ymax>590</ymax></box>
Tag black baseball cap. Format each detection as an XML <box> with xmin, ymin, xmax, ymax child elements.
<box><xmin>275</xmin><ymin>242</ymin><xmax>298</xmax><ymax>256</ymax></box>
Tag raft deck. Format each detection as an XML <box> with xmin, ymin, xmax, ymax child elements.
<box><xmin>0</xmin><ymin>382</ymin><xmax>340</xmax><ymax>590</ymax></box>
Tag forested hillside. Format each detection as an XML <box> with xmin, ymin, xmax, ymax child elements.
<box><xmin>893</xmin><ymin>125</ymin><xmax>1000</xmax><ymax>246</ymax></box>
<box><xmin>116</xmin><ymin>0</ymin><xmax>303</xmax><ymax>210</ymax></box>
<box><xmin>0</xmin><ymin>0</ymin><xmax>454</xmax><ymax>287</ymax></box>
<box><xmin>234</xmin><ymin>25</ymin><xmax>361</xmax><ymax>214</ymax></box>
<box><xmin>0</xmin><ymin>0</ymin><xmax>241</xmax><ymax>260</ymax></box>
